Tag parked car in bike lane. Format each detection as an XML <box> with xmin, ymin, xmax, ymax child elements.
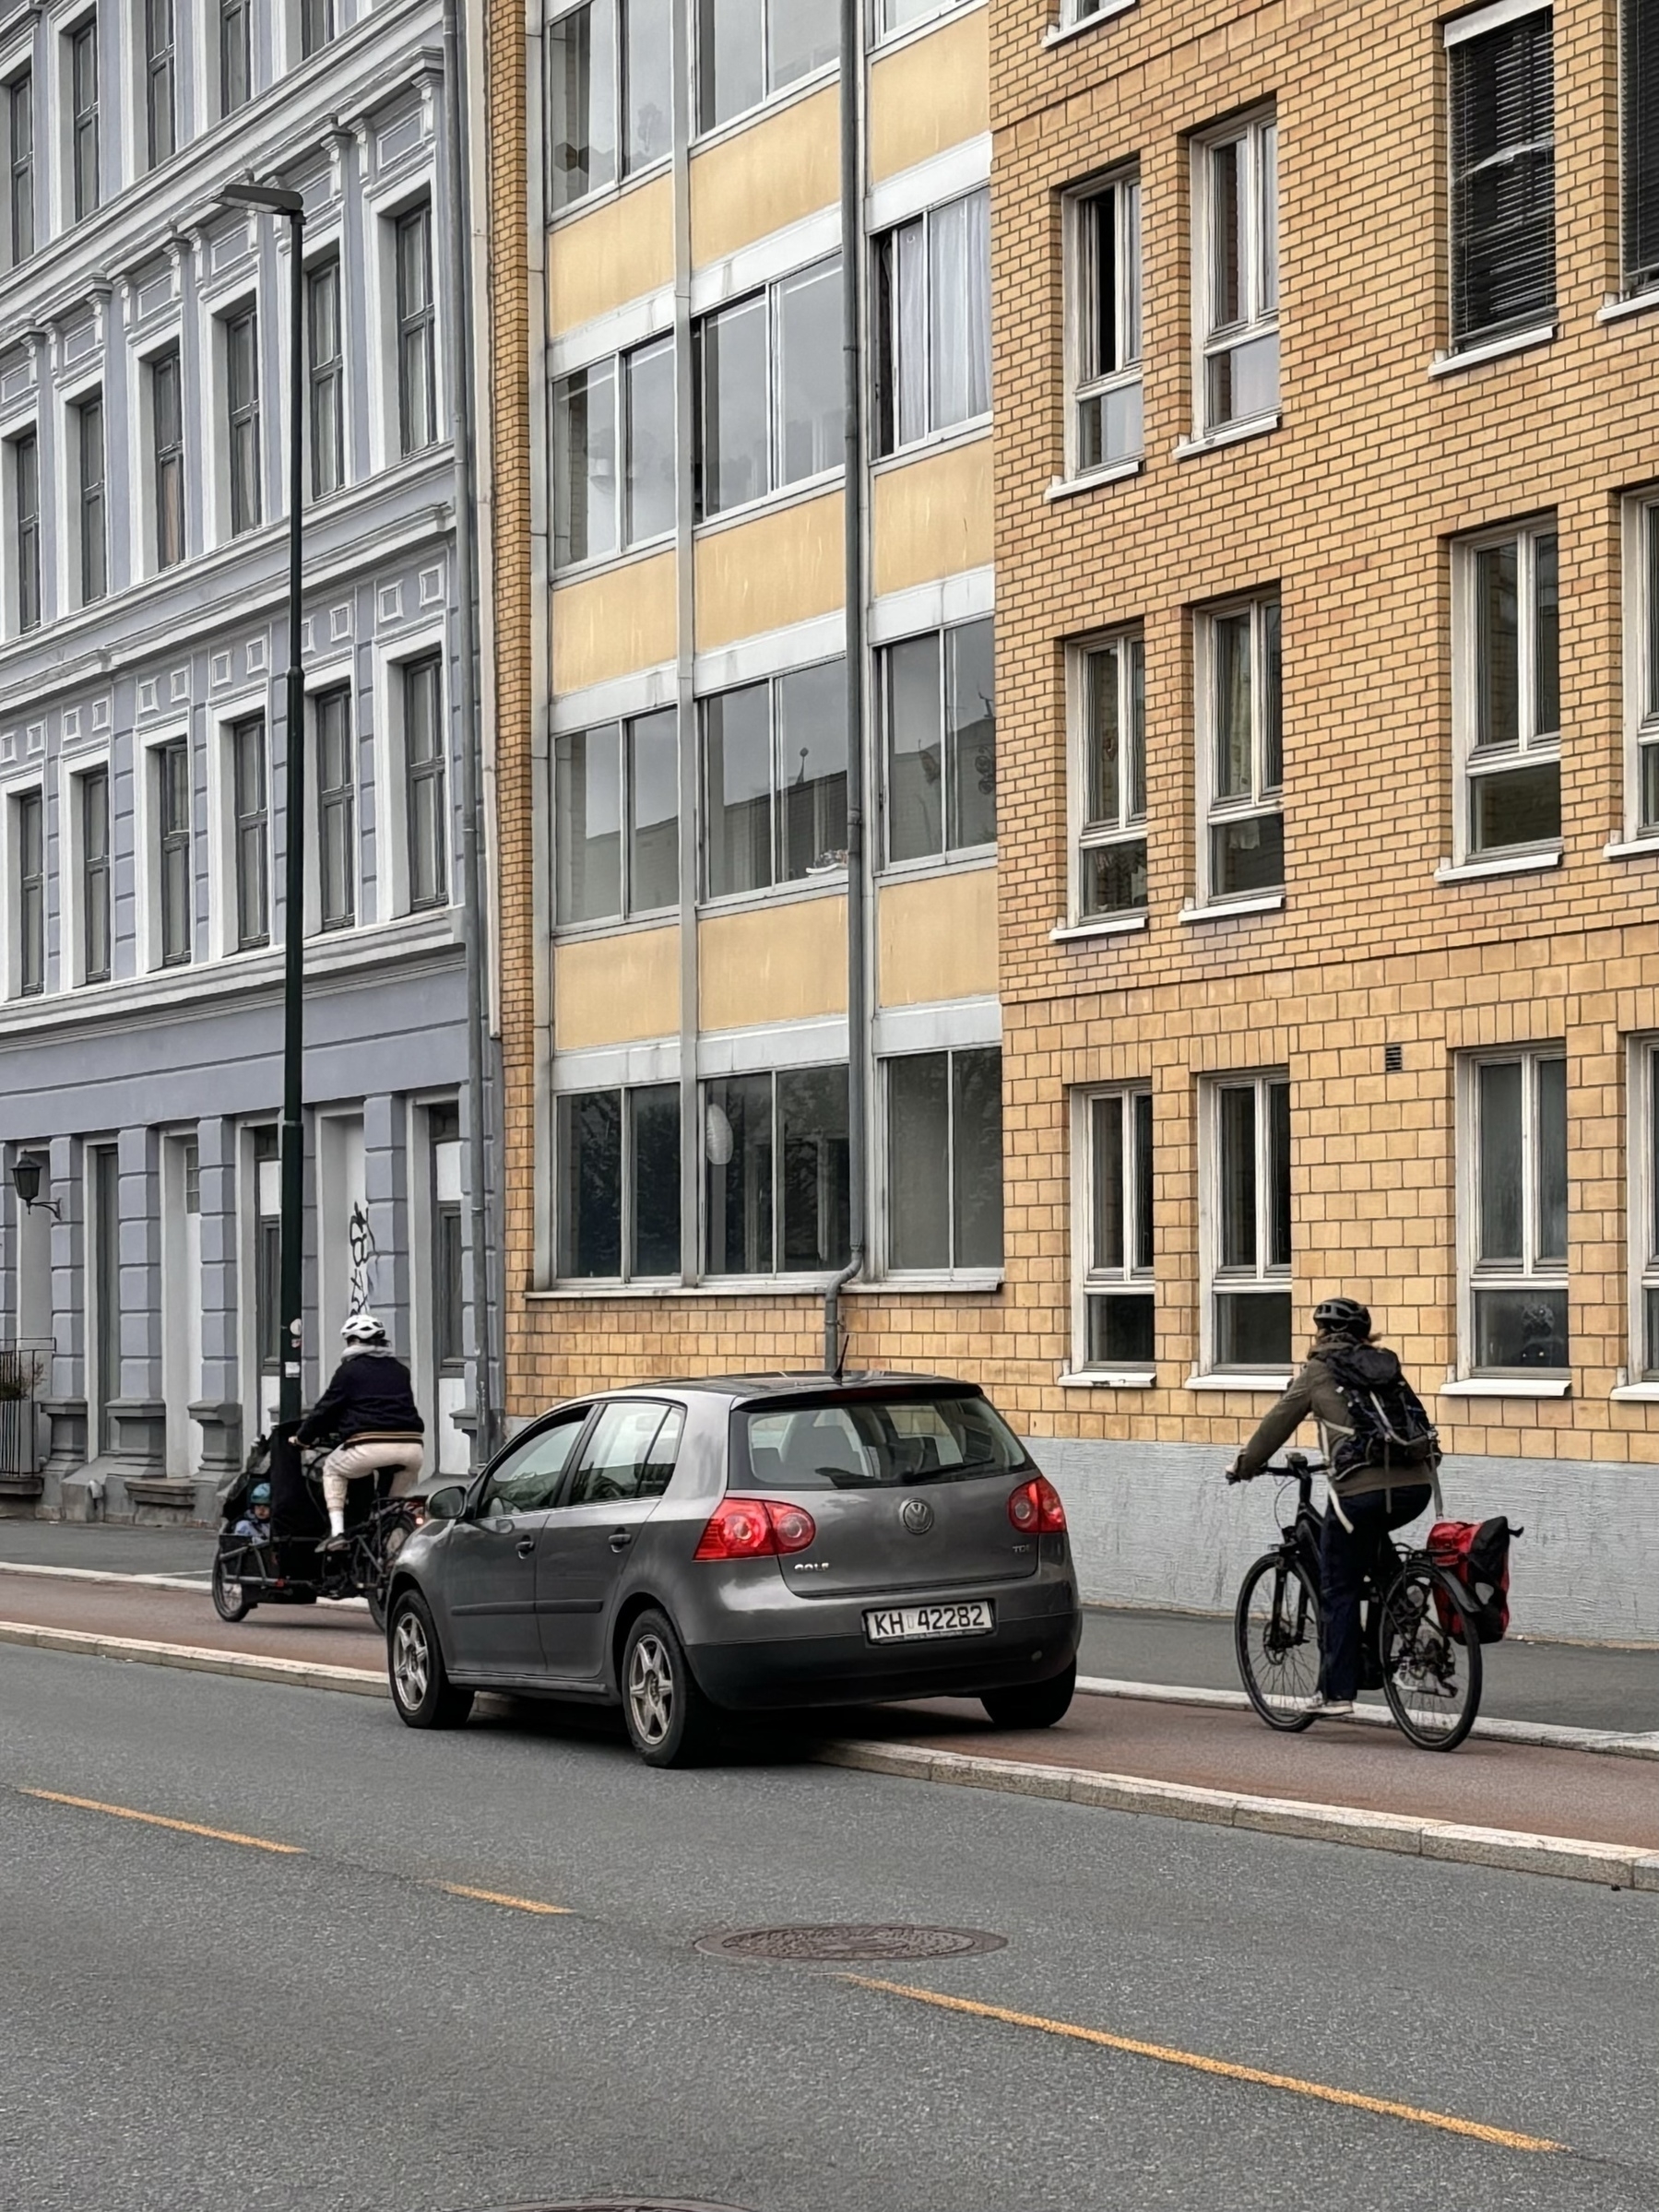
<box><xmin>382</xmin><ymin>1374</ymin><xmax>1083</xmax><ymax>1766</ymax></box>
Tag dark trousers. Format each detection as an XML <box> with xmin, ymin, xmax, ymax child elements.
<box><xmin>1319</xmin><ymin>1485</ymin><xmax>1433</xmax><ymax>1700</ymax></box>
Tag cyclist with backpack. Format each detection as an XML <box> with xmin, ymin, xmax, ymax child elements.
<box><xmin>1227</xmin><ymin>1297</ymin><xmax>1440</xmax><ymax>1719</ymax></box>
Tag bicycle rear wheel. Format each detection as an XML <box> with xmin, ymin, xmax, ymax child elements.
<box><xmin>1379</xmin><ymin>1562</ymin><xmax>1482</xmax><ymax>1750</ymax></box>
<box><xmin>1235</xmin><ymin>1552</ymin><xmax>1321</xmax><ymax>1730</ymax></box>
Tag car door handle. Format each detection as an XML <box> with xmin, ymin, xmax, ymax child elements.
<box><xmin>515</xmin><ymin>1538</ymin><xmax>536</xmax><ymax>1557</ymax></box>
<box><xmin>608</xmin><ymin>1531</ymin><xmax>633</xmax><ymax>1553</ymax></box>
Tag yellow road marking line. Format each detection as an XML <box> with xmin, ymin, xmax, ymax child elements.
<box><xmin>437</xmin><ymin>1883</ymin><xmax>571</xmax><ymax>1916</ymax></box>
<box><xmin>21</xmin><ymin>1788</ymin><xmax>304</xmax><ymax>1856</ymax></box>
<box><xmin>847</xmin><ymin>1977</ymin><xmax>1565</xmax><ymax>2155</ymax></box>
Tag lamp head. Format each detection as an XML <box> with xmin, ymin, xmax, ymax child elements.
<box><xmin>219</xmin><ymin>182</ymin><xmax>305</xmax><ymax>219</ymax></box>
<box><xmin>11</xmin><ymin>1154</ymin><xmax>41</xmax><ymax>1208</ymax></box>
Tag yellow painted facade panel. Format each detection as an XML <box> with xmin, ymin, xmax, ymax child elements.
<box><xmin>551</xmin><ymin>551</ymin><xmax>677</xmax><ymax>692</ymax></box>
<box><xmin>693</xmin><ymin>492</ymin><xmax>844</xmax><ymax>652</ymax></box>
<box><xmin>689</xmin><ymin>85</ymin><xmax>839</xmax><ymax>266</ymax></box>
<box><xmin>548</xmin><ymin>173</ymin><xmax>674</xmax><ymax>335</ymax></box>
<box><xmin>698</xmin><ymin>897</ymin><xmax>848</xmax><ymax>1030</ymax></box>
<box><xmin>552</xmin><ymin>928</ymin><xmax>681</xmax><ymax>1051</ymax></box>
<box><xmin>877</xmin><ymin>869</ymin><xmax>999</xmax><ymax>1008</ymax></box>
<box><xmin>868</xmin><ymin>6</ymin><xmax>989</xmax><ymax>183</ymax></box>
<box><xmin>871</xmin><ymin>438</ymin><xmax>992</xmax><ymax>598</ymax></box>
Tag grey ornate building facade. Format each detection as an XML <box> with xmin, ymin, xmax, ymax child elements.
<box><xmin>0</xmin><ymin>0</ymin><xmax>491</xmax><ymax>1518</ymax></box>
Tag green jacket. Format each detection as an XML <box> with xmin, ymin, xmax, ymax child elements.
<box><xmin>1234</xmin><ymin>1343</ymin><xmax>1432</xmax><ymax>1501</ymax></box>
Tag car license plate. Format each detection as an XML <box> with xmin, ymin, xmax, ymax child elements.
<box><xmin>863</xmin><ymin>1601</ymin><xmax>994</xmax><ymax>1643</ymax></box>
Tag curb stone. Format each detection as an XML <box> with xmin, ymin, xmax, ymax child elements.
<box><xmin>0</xmin><ymin>1619</ymin><xmax>389</xmax><ymax>1697</ymax></box>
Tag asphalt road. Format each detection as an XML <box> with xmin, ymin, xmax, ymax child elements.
<box><xmin>1</xmin><ymin>1643</ymin><xmax>1653</xmax><ymax>2212</ymax></box>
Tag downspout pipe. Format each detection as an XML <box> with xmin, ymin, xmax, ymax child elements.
<box><xmin>824</xmin><ymin>0</ymin><xmax>866</xmax><ymax>1377</ymax></box>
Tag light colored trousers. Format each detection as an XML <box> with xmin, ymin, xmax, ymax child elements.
<box><xmin>320</xmin><ymin>1437</ymin><xmax>425</xmax><ymax>1511</ymax></box>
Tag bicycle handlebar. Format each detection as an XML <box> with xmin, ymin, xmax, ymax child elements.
<box><xmin>1226</xmin><ymin>1451</ymin><xmax>1329</xmax><ymax>1486</ymax></box>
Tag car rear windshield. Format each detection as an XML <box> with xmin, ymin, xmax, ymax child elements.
<box><xmin>734</xmin><ymin>1393</ymin><xmax>1030</xmax><ymax>1491</ymax></box>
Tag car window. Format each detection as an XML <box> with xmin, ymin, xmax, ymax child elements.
<box><xmin>563</xmin><ymin>1402</ymin><xmax>684</xmax><ymax>1508</ymax></box>
<box><xmin>479</xmin><ymin>1415</ymin><xmax>587</xmax><ymax>1516</ymax></box>
<box><xmin>737</xmin><ymin>1393</ymin><xmax>1028</xmax><ymax>1490</ymax></box>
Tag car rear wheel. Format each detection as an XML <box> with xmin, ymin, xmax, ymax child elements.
<box><xmin>622</xmin><ymin>1607</ymin><xmax>717</xmax><ymax>1768</ymax></box>
<box><xmin>981</xmin><ymin>1661</ymin><xmax>1075</xmax><ymax>1730</ymax></box>
<box><xmin>387</xmin><ymin>1590</ymin><xmax>474</xmax><ymax>1730</ymax></box>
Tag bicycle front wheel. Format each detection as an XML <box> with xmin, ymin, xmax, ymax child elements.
<box><xmin>1379</xmin><ymin>1563</ymin><xmax>1482</xmax><ymax>1750</ymax></box>
<box><xmin>1235</xmin><ymin>1551</ymin><xmax>1321</xmax><ymax>1731</ymax></box>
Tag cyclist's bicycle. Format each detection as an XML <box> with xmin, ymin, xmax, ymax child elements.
<box><xmin>1227</xmin><ymin>1450</ymin><xmax>1482</xmax><ymax>1751</ymax></box>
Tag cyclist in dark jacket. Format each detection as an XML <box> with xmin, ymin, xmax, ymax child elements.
<box><xmin>295</xmin><ymin>1314</ymin><xmax>424</xmax><ymax>1544</ymax></box>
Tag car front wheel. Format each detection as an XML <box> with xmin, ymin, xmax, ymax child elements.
<box><xmin>981</xmin><ymin>1661</ymin><xmax>1076</xmax><ymax>1731</ymax></box>
<box><xmin>387</xmin><ymin>1590</ymin><xmax>474</xmax><ymax>1731</ymax></box>
<box><xmin>621</xmin><ymin>1608</ymin><xmax>717</xmax><ymax>1768</ymax></box>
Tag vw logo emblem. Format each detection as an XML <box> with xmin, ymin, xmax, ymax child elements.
<box><xmin>900</xmin><ymin>1497</ymin><xmax>934</xmax><ymax>1535</ymax></box>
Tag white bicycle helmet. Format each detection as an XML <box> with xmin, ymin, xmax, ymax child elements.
<box><xmin>341</xmin><ymin>1313</ymin><xmax>387</xmax><ymax>1346</ymax></box>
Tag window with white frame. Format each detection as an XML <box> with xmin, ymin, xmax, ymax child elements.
<box><xmin>885</xmin><ymin>1047</ymin><xmax>1003</xmax><ymax>1273</ymax></box>
<box><xmin>302</xmin><ymin>0</ymin><xmax>338</xmax><ymax>56</ymax></box>
<box><xmin>1633</xmin><ymin>1042</ymin><xmax>1659</xmax><ymax>1376</ymax></box>
<box><xmin>308</xmin><ymin>256</ymin><xmax>344</xmax><ymax>500</ymax></box>
<box><xmin>403</xmin><ymin>652</ymin><xmax>448</xmax><ymax>909</ymax></box>
<box><xmin>146</xmin><ymin>0</ymin><xmax>175</xmax><ymax>170</ymax></box>
<box><xmin>705</xmin><ymin>1065</ymin><xmax>849</xmax><ymax>1276</ymax></box>
<box><xmin>1076</xmin><ymin>1086</ymin><xmax>1155</xmax><ymax>1372</ymax></box>
<box><xmin>1196</xmin><ymin>593</ymin><xmax>1281</xmax><ymax>903</ymax></box>
<box><xmin>693</xmin><ymin>257</ymin><xmax>842</xmax><ymax>517</ymax></box>
<box><xmin>11</xmin><ymin>428</ymin><xmax>38</xmax><ymax>635</ymax></box>
<box><xmin>877</xmin><ymin>0</ymin><xmax>963</xmax><ymax>30</ymax></box>
<box><xmin>395</xmin><ymin>205</ymin><xmax>437</xmax><ymax>456</ymax></box>
<box><xmin>230</xmin><ymin>713</ymin><xmax>268</xmax><ymax>952</ymax></box>
<box><xmin>547</xmin><ymin>0</ymin><xmax>671</xmax><ymax>214</ymax></box>
<box><xmin>553</xmin><ymin>334</ymin><xmax>675</xmax><ymax>568</ymax></box>
<box><xmin>68</xmin><ymin>17</ymin><xmax>98</xmax><ymax>223</ymax></box>
<box><xmin>556</xmin><ymin>706</ymin><xmax>680</xmax><ymax>923</ymax></box>
<box><xmin>1063</xmin><ymin>0</ymin><xmax>1122</xmax><ymax>20</ymax></box>
<box><xmin>6</xmin><ymin>68</ymin><xmax>31</xmax><ymax>266</ymax></box>
<box><xmin>1446</xmin><ymin>2</ymin><xmax>1555</xmax><ymax>348</ymax></box>
<box><xmin>1064</xmin><ymin>170</ymin><xmax>1142</xmax><ymax>478</ymax></box>
<box><xmin>13</xmin><ymin>786</ymin><xmax>42</xmax><ymax>996</ymax></box>
<box><xmin>557</xmin><ymin>1081</ymin><xmax>681</xmax><ymax>1279</ymax></box>
<box><xmin>1203</xmin><ymin>1071</ymin><xmax>1291</xmax><ymax>1371</ymax></box>
<box><xmin>1625</xmin><ymin>491</ymin><xmax>1659</xmax><ymax>834</ymax></box>
<box><xmin>1452</xmin><ymin>518</ymin><xmax>1559</xmax><ymax>859</ymax></box>
<box><xmin>315</xmin><ymin>684</ymin><xmax>355</xmax><ymax>931</ymax></box>
<box><xmin>872</xmin><ymin>187</ymin><xmax>990</xmax><ymax>457</ymax></box>
<box><xmin>700</xmin><ymin>658</ymin><xmax>847</xmax><ymax>899</ymax></box>
<box><xmin>1627</xmin><ymin>0</ymin><xmax>1659</xmax><ymax>296</ymax></box>
<box><xmin>76</xmin><ymin>391</ymin><xmax>105</xmax><ymax>605</ymax></box>
<box><xmin>220</xmin><ymin>0</ymin><xmax>252</xmax><ymax>118</ymax></box>
<box><xmin>1462</xmin><ymin>1047</ymin><xmax>1567</xmax><ymax>1373</ymax></box>
<box><xmin>151</xmin><ymin>349</ymin><xmax>185</xmax><ymax>571</ymax></box>
<box><xmin>77</xmin><ymin>764</ymin><xmax>110</xmax><ymax>985</ymax></box>
<box><xmin>225</xmin><ymin>309</ymin><xmax>261</xmax><ymax>537</ymax></box>
<box><xmin>156</xmin><ymin>737</ymin><xmax>193</xmax><ymax>967</ymax></box>
<box><xmin>697</xmin><ymin>0</ymin><xmax>837</xmax><ymax>136</ymax></box>
<box><xmin>881</xmin><ymin>618</ymin><xmax>995</xmax><ymax>864</ymax></box>
<box><xmin>1191</xmin><ymin>108</ymin><xmax>1277</xmax><ymax>437</ymax></box>
<box><xmin>1072</xmin><ymin>627</ymin><xmax>1145</xmax><ymax>917</ymax></box>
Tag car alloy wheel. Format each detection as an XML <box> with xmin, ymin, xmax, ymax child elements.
<box><xmin>392</xmin><ymin>1608</ymin><xmax>432</xmax><ymax>1712</ymax></box>
<box><xmin>626</xmin><ymin>1630</ymin><xmax>674</xmax><ymax>1748</ymax></box>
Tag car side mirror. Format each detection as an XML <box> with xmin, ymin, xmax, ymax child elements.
<box><xmin>424</xmin><ymin>1484</ymin><xmax>468</xmax><ymax>1522</ymax></box>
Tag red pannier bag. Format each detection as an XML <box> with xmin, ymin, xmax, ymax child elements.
<box><xmin>1427</xmin><ymin>1517</ymin><xmax>1519</xmax><ymax>1644</ymax></box>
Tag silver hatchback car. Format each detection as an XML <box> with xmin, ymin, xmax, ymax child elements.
<box><xmin>384</xmin><ymin>1373</ymin><xmax>1082</xmax><ymax>1765</ymax></box>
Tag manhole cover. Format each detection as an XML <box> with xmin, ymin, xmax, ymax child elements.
<box><xmin>475</xmin><ymin>2201</ymin><xmax>755</xmax><ymax>2210</ymax></box>
<box><xmin>695</xmin><ymin>1922</ymin><xmax>1005</xmax><ymax>1965</ymax></box>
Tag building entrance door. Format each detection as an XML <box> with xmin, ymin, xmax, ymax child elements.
<box><xmin>90</xmin><ymin>1145</ymin><xmax>119</xmax><ymax>1457</ymax></box>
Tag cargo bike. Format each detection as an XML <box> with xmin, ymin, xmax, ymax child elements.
<box><xmin>212</xmin><ymin>1426</ymin><xmax>420</xmax><ymax>1634</ymax></box>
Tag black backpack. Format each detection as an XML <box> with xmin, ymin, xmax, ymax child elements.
<box><xmin>1321</xmin><ymin>1343</ymin><xmax>1440</xmax><ymax>1478</ymax></box>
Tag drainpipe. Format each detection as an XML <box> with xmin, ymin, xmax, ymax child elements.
<box><xmin>442</xmin><ymin>0</ymin><xmax>497</xmax><ymax>1465</ymax></box>
<box><xmin>824</xmin><ymin>0</ymin><xmax>866</xmax><ymax>1377</ymax></box>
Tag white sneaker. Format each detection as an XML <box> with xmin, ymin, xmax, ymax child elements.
<box><xmin>1312</xmin><ymin>1697</ymin><xmax>1355</xmax><ymax>1720</ymax></box>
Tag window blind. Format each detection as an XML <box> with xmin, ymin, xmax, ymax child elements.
<box><xmin>1628</xmin><ymin>0</ymin><xmax>1659</xmax><ymax>291</ymax></box>
<box><xmin>1450</xmin><ymin>9</ymin><xmax>1555</xmax><ymax>343</ymax></box>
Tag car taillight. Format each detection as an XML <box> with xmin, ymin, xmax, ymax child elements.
<box><xmin>693</xmin><ymin>1496</ymin><xmax>818</xmax><ymax>1560</ymax></box>
<box><xmin>1008</xmin><ymin>1475</ymin><xmax>1066</xmax><ymax>1534</ymax></box>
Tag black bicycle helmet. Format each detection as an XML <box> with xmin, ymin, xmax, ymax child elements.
<box><xmin>1312</xmin><ymin>1295</ymin><xmax>1371</xmax><ymax>1339</ymax></box>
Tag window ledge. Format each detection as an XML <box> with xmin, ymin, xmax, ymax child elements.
<box><xmin>1439</xmin><ymin>1378</ymin><xmax>1571</xmax><ymax>1398</ymax></box>
<box><xmin>876</xmin><ymin>846</ymin><xmax>998</xmax><ymax>887</ymax></box>
<box><xmin>693</xmin><ymin>467</ymin><xmax>844</xmax><ymax>541</ymax></box>
<box><xmin>1185</xmin><ymin>1372</ymin><xmax>1293</xmax><ymax>1393</ymax></box>
<box><xmin>1045</xmin><ymin>458</ymin><xmax>1143</xmax><ymax>502</ymax></box>
<box><xmin>1596</xmin><ymin>290</ymin><xmax>1659</xmax><ymax>327</ymax></box>
<box><xmin>551</xmin><ymin>533</ymin><xmax>676</xmax><ymax>591</ymax></box>
<box><xmin>1050</xmin><ymin>913</ymin><xmax>1147</xmax><ymax>941</ymax></box>
<box><xmin>1435</xmin><ymin>846</ymin><xmax>1562</xmax><ymax>884</ymax></box>
<box><xmin>1428</xmin><ymin>323</ymin><xmax>1556</xmax><ymax>377</ymax></box>
<box><xmin>1044</xmin><ymin>0</ymin><xmax>1138</xmax><ymax>46</ymax></box>
<box><xmin>1059</xmin><ymin>1369</ymin><xmax>1155</xmax><ymax>1388</ymax></box>
<box><xmin>873</xmin><ymin>419</ymin><xmax>992</xmax><ymax>478</ymax></box>
<box><xmin>1605</xmin><ymin>837</ymin><xmax>1659</xmax><ymax>861</ymax></box>
<box><xmin>1174</xmin><ymin>413</ymin><xmax>1280</xmax><ymax>460</ymax></box>
<box><xmin>1610</xmin><ymin>1382</ymin><xmax>1659</xmax><ymax>1401</ymax></box>
<box><xmin>866</xmin><ymin>1272</ymin><xmax>1004</xmax><ymax>1295</ymax></box>
<box><xmin>1179</xmin><ymin>892</ymin><xmax>1284</xmax><ymax>925</ymax></box>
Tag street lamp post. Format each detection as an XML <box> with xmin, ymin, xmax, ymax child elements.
<box><xmin>220</xmin><ymin>181</ymin><xmax>307</xmax><ymax>1426</ymax></box>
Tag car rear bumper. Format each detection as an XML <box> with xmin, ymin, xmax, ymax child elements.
<box><xmin>686</xmin><ymin>1601</ymin><xmax>1082</xmax><ymax>1712</ymax></box>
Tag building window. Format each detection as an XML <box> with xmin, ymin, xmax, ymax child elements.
<box><xmin>1076</xmin><ymin>1088</ymin><xmax>1155</xmax><ymax>1373</ymax></box>
<box><xmin>77</xmin><ymin>393</ymin><xmax>105</xmax><ymax>605</ymax></box>
<box><xmin>146</xmin><ymin>0</ymin><xmax>175</xmax><ymax>169</ymax></box>
<box><xmin>7</xmin><ymin>72</ymin><xmax>31</xmax><ymax>265</ymax></box>
<box><xmin>705</xmin><ymin>1066</ymin><xmax>849</xmax><ymax>1277</ymax></box>
<box><xmin>16</xmin><ymin>788</ymin><xmax>42</xmax><ymax>997</ymax></box>
<box><xmin>1629</xmin><ymin>493</ymin><xmax>1659</xmax><ymax>833</ymax></box>
<box><xmin>693</xmin><ymin>256</ymin><xmax>842</xmax><ymax>517</ymax></box>
<box><xmin>315</xmin><ymin>685</ymin><xmax>354</xmax><ymax>931</ymax></box>
<box><xmin>13</xmin><ymin>431</ymin><xmax>38</xmax><ymax>635</ymax></box>
<box><xmin>557</xmin><ymin>1082</ymin><xmax>681</xmax><ymax>1280</ymax></box>
<box><xmin>1446</xmin><ymin>4</ymin><xmax>1554</xmax><ymax>349</ymax></box>
<box><xmin>1628</xmin><ymin>0</ymin><xmax>1659</xmax><ymax>295</ymax></box>
<box><xmin>79</xmin><ymin>766</ymin><xmax>110</xmax><ymax>985</ymax></box>
<box><xmin>226</xmin><ymin>310</ymin><xmax>261</xmax><ymax>536</ymax></box>
<box><xmin>552</xmin><ymin>336</ymin><xmax>675</xmax><ymax>569</ymax></box>
<box><xmin>1463</xmin><ymin>1047</ymin><xmax>1567</xmax><ymax>1374</ymax></box>
<box><xmin>1203</xmin><ymin>1072</ymin><xmax>1292</xmax><ymax>1371</ymax></box>
<box><xmin>881</xmin><ymin>619</ymin><xmax>995</xmax><ymax>865</ymax></box>
<box><xmin>885</xmin><ymin>1047</ymin><xmax>1002</xmax><ymax>1273</ymax></box>
<box><xmin>1635</xmin><ymin>1045</ymin><xmax>1659</xmax><ymax>1376</ymax></box>
<box><xmin>157</xmin><ymin>739</ymin><xmax>192</xmax><ymax>966</ymax></box>
<box><xmin>872</xmin><ymin>187</ymin><xmax>990</xmax><ymax>457</ymax></box>
<box><xmin>700</xmin><ymin>659</ymin><xmax>847</xmax><ymax>900</ymax></box>
<box><xmin>555</xmin><ymin>708</ymin><xmax>679</xmax><ymax>924</ymax></box>
<box><xmin>302</xmin><ymin>0</ymin><xmax>337</xmax><ymax>55</ymax></box>
<box><xmin>1063</xmin><ymin>171</ymin><xmax>1142</xmax><ymax>478</ymax></box>
<box><xmin>219</xmin><ymin>0</ymin><xmax>252</xmax><ymax>116</ymax></box>
<box><xmin>1192</xmin><ymin>107</ymin><xmax>1277</xmax><ymax>436</ymax></box>
<box><xmin>404</xmin><ymin>654</ymin><xmax>447</xmax><ymax>909</ymax></box>
<box><xmin>150</xmin><ymin>349</ymin><xmax>185</xmax><ymax>572</ymax></box>
<box><xmin>547</xmin><ymin>0</ymin><xmax>671</xmax><ymax>215</ymax></box>
<box><xmin>697</xmin><ymin>0</ymin><xmax>837</xmax><ymax>134</ymax></box>
<box><xmin>253</xmin><ymin>1126</ymin><xmax>280</xmax><ymax>1377</ymax></box>
<box><xmin>430</xmin><ymin>1103</ymin><xmax>466</xmax><ymax>1367</ymax></box>
<box><xmin>69</xmin><ymin>19</ymin><xmax>98</xmax><ymax>223</ymax></box>
<box><xmin>231</xmin><ymin>714</ymin><xmax>268</xmax><ymax>951</ymax></box>
<box><xmin>395</xmin><ymin>206</ymin><xmax>437</xmax><ymax>456</ymax></box>
<box><xmin>1197</xmin><ymin>594</ymin><xmax>1282</xmax><ymax>903</ymax></box>
<box><xmin>307</xmin><ymin>257</ymin><xmax>344</xmax><ymax>500</ymax></box>
<box><xmin>1453</xmin><ymin>519</ymin><xmax>1559</xmax><ymax>859</ymax></box>
<box><xmin>1072</xmin><ymin>628</ymin><xmax>1146</xmax><ymax>917</ymax></box>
